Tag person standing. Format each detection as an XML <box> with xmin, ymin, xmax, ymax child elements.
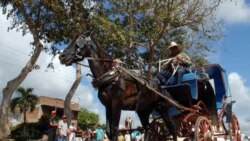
<box><xmin>117</xmin><ymin>132</ymin><xmax>125</xmax><ymax>141</ymax></box>
<box><xmin>58</xmin><ymin>115</ymin><xmax>68</xmax><ymax>141</ymax></box>
<box><xmin>124</xmin><ymin>131</ymin><xmax>131</xmax><ymax>141</ymax></box>
<box><xmin>75</xmin><ymin>127</ymin><xmax>83</xmax><ymax>141</ymax></box>
<box><xmin>84</xmin><ymin>128</ymin><xmax>92</xmax><ymax>141</ymax></box>
<box><xmin>69</xmin><ymin>122</ymin><xmax>77</xmax><ymax>141</ymax></box>
<box><xmin>103</xmin><ymin>130</ymin><xmax>109</xmax><ymax>141</ymax></box>
<box><xmin>141</xmin><ymin>130</ymin><xmax>145</xmax><ymax>141</ymax></box>
<box><xmin>95</xmin><ymin>125</ymin><xmax>104</xmax><ymax>141</ymax></box>
<box><xmin>124</xmin><ymin>117</ymin><xmax>129</xmax><ymax>129</ymax></box>
<box><xmin>48</xmin><ymin>110</ymin><xmax>58</xmax><ymax>141</ymax></box>
<box><xmin>90</xmin><ymin>128</ymin><xmax>96</xmax><ymax>141</ymax></box>
<box><xmin>127</xmin><ymin>117</ymin><xmax>132</xmax><ymax>129</ymax></box>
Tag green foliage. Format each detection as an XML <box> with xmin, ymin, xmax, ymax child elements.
<box><xmin>1</xmin><ymin>0</ymin><xmax>224</xmax><ymax>71</ymax></box>
<box><xmin>77</xmin><ymin>108</ymin><xmax>100</xmax><ymax>129</ymax></box>
<box><xmin>10</xmin><ymin>114</ymin><xmax>50</xmax><ymax>140</ymax></box>
<box><xmin>10</xmin><ymin>123</ymin><xmax>42</xmax><ymax>141</ymax></box>
<box><xmin>89</xmin><ymin>0</ymin><xmax>223</xmax><ymax>71</ymax></box>
<box><xmin>0</xmin><ymin>0</ymin><xmax>90</xmax><ymax>47</ymax></box>
<box><xmin>10</xmin><ymin>87</ymin><xmax>39</xmax><ymax>123</ymax></box>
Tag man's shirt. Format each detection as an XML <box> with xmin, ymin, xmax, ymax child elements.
<box><xmin>58</xmin><ymin>120</ymin><xmax>68</xmax><ymax>136</ymax></box>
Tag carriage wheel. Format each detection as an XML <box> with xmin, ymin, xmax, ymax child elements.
<box><xmin>195</xmin><ymin>116</ymin><xmax>214</xmax><ymax>141</ymax></box>
<box><xmin>178</xmin><ymin>122</ymin><xmax>193</xmax><ymax>137</ymax></box>
<box><xmin>148</xmin><ymin>117</ymin><xmax>169</xmax><ymax>141</ymax></box>
<box><xmin>231</xmin><ymin>114</ymin><xmax>241</xmax><ymax>141</ymax></box>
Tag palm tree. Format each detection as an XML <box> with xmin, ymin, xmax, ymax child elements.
<box><xmin>10</xmin><ymin>87</ymin><xmax>39</xmax><ymax>123</ymax></box>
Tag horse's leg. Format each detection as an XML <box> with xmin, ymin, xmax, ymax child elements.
<box><xmin>105</xmin><ymin>107</ymin><xmax>112</xmax><ymax>140</ymax></box>
<box><xmin>137</xmin><ymin>109</ymin><xmax>152</xmax><ymax>141</ymax></box>
<box><xmin>110</xmin><ymin>100</ymin><xmax>122</xmax><ymax>141</ymax></box>
<box><xmin>157</xmin><ymin>104</ymin><xmax>177</xmax><ymax>141</ymax></box>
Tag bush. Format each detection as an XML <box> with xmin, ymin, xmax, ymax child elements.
<box><xmin>10</xmin><ymin>123</ymin><xmax>43</xmax><ymax>141</ymax></box>
<box><xmin>37</xmin><ymin>114</ymin><xmax>50</xmax><ymax>133</ymax></box>
<box><xmin>10</xmin><ymin>115</ymin><xmax>50</xmax><ymax>140</ymax></box>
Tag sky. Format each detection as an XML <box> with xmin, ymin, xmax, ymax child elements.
<box><xmin>1</xmin><ymin>0</ymin><xmax>250</xmax><ymax>136</ymax></box>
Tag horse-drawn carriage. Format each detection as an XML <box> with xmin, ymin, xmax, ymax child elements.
<box><xmin>149</xmin><ymin>63</ymin><xmax>241</xmax><ymax>141</ymax></box>
<box><xmin>59</xmin><ymin>36</ymin><xmax>241</xmax><ymax>141</ymax></box>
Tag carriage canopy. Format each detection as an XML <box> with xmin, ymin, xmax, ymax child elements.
<box><xmin>196</xmin><ymin>64</ymin><xmax>230</xmax><ymax>109</ymax></box>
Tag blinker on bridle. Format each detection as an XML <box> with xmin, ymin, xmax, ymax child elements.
<box><xmin>74</xmin><ymin>36</ymin><xmax>86</xmax><ymax>60</ymax></box>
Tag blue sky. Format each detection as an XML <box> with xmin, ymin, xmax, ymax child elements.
<box><xmin>217</xmin><ymin>24</ymin><xmax>250</xmax><ymax>86</ymax></box>
<box><xmin>1</xmin><ymin>0</ymin><xmax>250</xmax><ymax>137</ymax></box>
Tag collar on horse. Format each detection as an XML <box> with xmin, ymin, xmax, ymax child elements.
<box><xmin>92</xmin><ymin>68</ymin><xmax>121</xmax><ymax>88</ymax></box>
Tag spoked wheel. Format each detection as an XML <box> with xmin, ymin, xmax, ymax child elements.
<box><xmin>195</xmin><ymin>116</ymin><xmax>214</xmax><ymax>141</ymax></box>
<box><xmin>148</xmin><ymin>117</ymin><xmax>169</xmax><ymax>141</ymax></box>
<box><xmin>231</xmin><ymin>114</ymin><xmax>241</xmax><ymax>141</ymax></box>
<box><xmin>178</xmin><ymin>122</ymin><xmax>193</xmax><ymax>137</ymax></box>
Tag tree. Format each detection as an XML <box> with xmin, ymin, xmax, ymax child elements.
<box><xmin>10</xmin><ymin>87</ymin><xmax>39</xmax><ymax>123</ymax></box>
<box><xmin>0</xmin><ymin>1</ymin><xmax>90</xmax><ymax>139</ymax></box>
<box><xmin>0</xmin><ymin>1</ymin><xmax>45</xmax><ymax>138</ymax></box>
<box><xmin>90</xmin><ymin>0</ymin><xmax>223</xmax><ymax>76</ymax></box>
<box><xmin>64</xmin><ymin>63</ymin><xmax>82</xmax><ymax>126</ymax></box>
<box><xmin>77</xmin><ymin>108</ymin><xmax>99</xmax><ymax>129</ymax></box>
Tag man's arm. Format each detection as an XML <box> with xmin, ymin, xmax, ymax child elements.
<box><xmin>49</xmin><ymin>118</ymin><xmax>58</xmax><ymax>127</ymax></box>
<box><xmin>177</xmin><ymin>53</ymin><xmax>192</xmax><ymax>66</ymax></box>
<box><xmin>57</xmin><ymin>121</ymin><xmax>62</xmax><ymax>136</ymax></box>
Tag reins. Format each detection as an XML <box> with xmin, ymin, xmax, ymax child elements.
<box><xmin>77</xmin><ymin>57</ymin><xmax>129</xmax><ymax>68</ymax></box>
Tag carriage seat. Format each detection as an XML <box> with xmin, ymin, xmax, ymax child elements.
<box><xmin>182</xmin><ymin>72</ymin><xmax>200</xmax><ymax>81</ymax></box>
<box><xmin>181</xmin><ymin>73</ymin><xmax>200</xmax><ymax>100</ymax></box>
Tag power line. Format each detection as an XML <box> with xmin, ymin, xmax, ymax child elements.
<box><xmin>0</xmin><ymin>43</ymin><xmax>31</xmax><ymax>55</ymax></box>
<box><xmin>0</xmin><ymin>43</ymin><xmax>55</xmax><ymax>63</ymax></box>
<box><xmin>0</xmin><ymin>58</ymin><xmax>24</xmax><ymax>68</ymax></box>
<box><xmin>0</xmin><ymin>60</ymin><xmax>77</xmax><ymax>83</ymax></box>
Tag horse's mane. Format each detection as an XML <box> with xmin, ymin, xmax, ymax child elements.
<box><xmin>90</xmin><ymin>40</ymin><xmax>113</xmax><ymax>70</ymax></box>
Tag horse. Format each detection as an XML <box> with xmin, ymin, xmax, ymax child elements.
<box><xmin>59</xmin><ymin>36</ymin><xmax>177</xmax><ymax>141</ymax></box>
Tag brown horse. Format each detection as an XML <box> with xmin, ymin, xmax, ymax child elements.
<box><xmin>59</xmin><ymin>36</ymin><xmax>176</xmax><ymax>141</ymax></box>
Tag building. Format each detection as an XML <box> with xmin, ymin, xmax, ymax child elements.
<box><xmin>9</xmin><ymin>96</ymin><xmax>80</xmax><ymax>125</ymax></box>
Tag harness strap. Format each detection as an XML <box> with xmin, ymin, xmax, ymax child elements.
<box><xmin>92</xmin><ymin>69</ymin><xmax>120</xmax><ymax>88</ymax></box>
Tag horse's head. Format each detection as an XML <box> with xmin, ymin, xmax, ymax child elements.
<box><xmin>59</xmin><ymin>36</ymin><xmax>89</xmax><ymax>66</ymax></box>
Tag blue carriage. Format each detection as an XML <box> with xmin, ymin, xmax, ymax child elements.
<box><xmin>150</xmin><ymin>64</ymin><xmax>241</xmax><ymax>140</ymax></box>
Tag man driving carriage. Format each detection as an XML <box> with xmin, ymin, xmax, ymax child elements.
<box><xmin>157</xmin><ymin>41</ymin><xmax>192</xmax><ymax>86</ymax></box>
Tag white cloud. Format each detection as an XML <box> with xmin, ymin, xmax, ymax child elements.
<box><xmin>228</xmin><ymin>72</ymin><xmax>250</xmax><ymax>135</ymax></box>
<box><xmin>217</xmin><ymin>0</ymin><xmax>250</xmax><ymax>24</ymax></box>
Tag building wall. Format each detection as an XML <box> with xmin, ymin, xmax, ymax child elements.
<box><xmin>9</xmin><ymin>96</ymin><xmax>80</xmax><ymax>124</ymax></box>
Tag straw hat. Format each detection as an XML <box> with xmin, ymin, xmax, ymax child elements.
<box><xmin>168</xmin><ymin>41</ymin><xmax>178</xmax><ymax>49</ymax></box>
<box><xmin>168</xmin><ymin>41</ymin><xmax>183</xmax><ymax>55</ymax></box>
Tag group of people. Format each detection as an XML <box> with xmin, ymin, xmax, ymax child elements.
<box><xmin>48</xmin><ymin>110</ymin><xmax>109</xmax><ymax>141</ymax></box>
<box><xmin>48</xmin><ymin>110</ymin><xmax>79</xmax><ymax>141</ymax></box>
<box><xmin>124</xmin><ymin>117</ymin><xmax>132</xmax><ymax>129</ymax></box>
<box><xmin>117</xmin><ymin>130</ymin><xmax>144</xmax><ymax>141</ymax></box>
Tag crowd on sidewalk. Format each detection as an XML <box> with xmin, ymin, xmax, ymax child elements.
<box><xmin>48</xmin><ymin>110</ymin><xmax>109</xmax><ymax>141</ymax></box>
<box><xmin>47</xmin><ymin>111</ymin><xmax>142</xmax><ymax>141</ymax></box>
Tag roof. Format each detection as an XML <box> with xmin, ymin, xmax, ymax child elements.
<box><xmin>38</xmin><ymin>96</ymin><xmax>80</xmax><ymax>111</ymax></box>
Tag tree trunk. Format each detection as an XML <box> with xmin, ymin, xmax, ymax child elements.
<box><xmin>0</xmin><ymin>3</ymin><xmax>44</xmax><ymax>139</ymax></box>
<box><xmin>64</xmin><ymin>63</ymin><xmax>82</xmax><ymax>126</ymax></box>
<box><xmin>0</xmin><ymin>43</ymin><xmax>42</xmax><ymax>140</ymax></box>
<box><xmin>23</xmin><ymin>110</ymin><xmax>27</xmax><ymax>123</ymax></box>
<box><xmin>147</xmin><ymin>41</ymin><xmax>155</xmax><ymax>78</ymax></box>
<box><xmin>147</xmin><ymin>24</ymin><xmax>170</xmax><ymax>78</ymax></box>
